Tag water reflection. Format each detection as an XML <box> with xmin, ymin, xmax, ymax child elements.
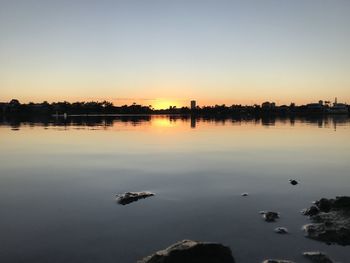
<box><xmin>1</xmin><ymin>114</ymin><xmax>350</xmax><ymax>263</ymax></box>
<box><xmin>1</xmin><ymin>115</ymin><xmax>349</xmax><ymax>131</ymax></box>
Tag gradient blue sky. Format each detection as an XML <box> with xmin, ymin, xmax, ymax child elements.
<box><xmin>1</xmin><ymin>0</ymin><xmax>349</xmax><ymax>107</ymax></box>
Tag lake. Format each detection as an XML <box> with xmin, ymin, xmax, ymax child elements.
<box><xmin>0</xmin><ymin>115</ymin><xmax>349</xmax><ymax>263</ymax></box>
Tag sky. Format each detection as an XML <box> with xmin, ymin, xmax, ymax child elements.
<box><xmin>0</xmin><ymin>0</ymin><xmax>350</xmax><ymax>108</ymax></box>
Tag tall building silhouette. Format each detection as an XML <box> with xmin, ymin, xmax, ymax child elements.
<box><xmin>190</xmin><ymin>100</ymin><xmax>196</xmax><ymax>110</ymax></box>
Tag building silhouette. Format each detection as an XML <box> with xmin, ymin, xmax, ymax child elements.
<box><xmin>190</xmin><ymin>100</ymin><xmax>196</xmax><ymax>110</ymax></box>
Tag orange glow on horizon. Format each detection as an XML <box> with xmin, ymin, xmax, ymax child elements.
<box><xmin>152</xmin><ymin>117</ymin><xmax>177</xmax><ymax>128</ymax></box>
<box><xmin>151</xmin><ymin>99</ymin><xmax>181</xmax><ymax>110</ymax></box>
<box><xmin>3</xmin><ymin>95</ymin><xmax>349</xmax><ymax>109</ymax></box>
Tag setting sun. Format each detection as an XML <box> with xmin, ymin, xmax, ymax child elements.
<box><xmin>152</xmin><ymin>99</ymin><xmax>181</xmax><ymax>110</ymax></box>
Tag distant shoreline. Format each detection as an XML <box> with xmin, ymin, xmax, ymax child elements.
<box><xmin>1</xmin><ymin>99</ymin><xmax>349</xmax><ymax>117</ymax></box>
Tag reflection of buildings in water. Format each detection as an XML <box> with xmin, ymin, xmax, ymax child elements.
<box><xmin>302</xmin><ymin>115</ymin><xmax>349</xmax><ymax>131</ymax></box>
<box><xmin>261</xmin><ymin>117</ymin><xmax>276</xmax><ymax>126</ymax></box>
<box><xmin>289</xmin><ymin>117</ymin><xmax>295</xmax><ymax>126</ymax></box>
<box><xmin>324</xmin><ymin>118</ymin><xmax>330</xmax><ymax>129</ymax></box>
<box><xmin>190</xmin><ymin>116</ymin><xmax>196</xmax><ymax>128</ymax></box>
<box><xmin>330</xmin><ymin>115</ymin><xmax>349</xmax><ymax>131</ymax></box>
<box><xmin>0</xmin><ymin>115</ymin><xmax>349</xmax><ymax>130</ymax></box>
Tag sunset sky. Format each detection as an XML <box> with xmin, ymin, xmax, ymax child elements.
<box><xmin>1</xmin><ymin>0</ymin><xmax>350</xmax><ymax>108</ymax></box>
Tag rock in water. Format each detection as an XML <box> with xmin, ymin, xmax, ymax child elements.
<box><xmin>303</xmin><ymin>251</ymin><xmax>334</xmax><ymax>263</ymax></box>
<box><xmin>262</xmin><ymin>260</ymin><xmax>296</xmax><ymax>263</ymax></box>
<box><xmin>116</xmin><ymin>191</ymin><xmax>154</xmax><ymax>205</ymax></box>
<box><xmin>137</xmin><ymin>240</ymin><xmax>235</xmax><ymax>263</ymax></box>
<box><xmin>333</xmin><ymin>196</ymin><xmax>350</xmax><ymax>209</ymax></box>
<box><xmin>302</xmin><ymin>206</ymin><xmax>319</xmax><ymax>216</ymax></box>
<box><xmin>289</xmin><ymin>179</ymin><xmax>298</xmax><ymax>185</ymax></box>
<box><xmin>315</xmin><ymin>198</ymin><xmax>333</xmax><ymax>213</ymax></box>
<box><xmin>260</xmin><ymin>211</ymin><xmax>280</xmax><ymax>222</ymax></box>
<box><xmin>302</xmin><ymin>196</ymin><xmax>350</xmax><ymax>245</ymax></box>
<box><xmin>274</xmin><ymin>227</ymin><xmax>288</xmax><ymax>234</ymax></box>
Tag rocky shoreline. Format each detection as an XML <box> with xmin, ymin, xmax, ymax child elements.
<box><xmin>116</xmin><ymin>190</ymin><xmax>349</xmax><ymax>262</ymax></box>
<box><xmin>302</xmin><ymin>196</ymin><xmax>350</xmax><ymax>246</ymax></box>
<box><xmin>136</xmin><ymin>239</ymin><xmax>337</xmax><ymax>263</ymax></box>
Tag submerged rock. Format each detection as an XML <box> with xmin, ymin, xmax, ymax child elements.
<box><xmin>260</xmin><ymin>211</ymin><xmax>280</xmax><ymax>222</ymax></box>
<box><xmin>274</xmin><ymin>227</ymin><xmax>288</xmax><ymax>234</ymax></box>
<box><xmin>116</xmin><ymin>191</ymin><xmax>154</xmax><ymax>205</ymax></box>
<box><xmin>302</xmin><ymin>196</ymin><xmax>350</xmax><ymax>245</ymax></box>
<box><xmin>137</xmin><ymin>240</ymin><xmax>235</xmax><ymax>263</ymax></box>
<box><xmin>303</xmin><ymin>251</ymin><xmax>334</xmax><ymax>263</ymax></box>
<box><xmin>262</xmin><ymin>260</ymin><xmax>295</xmax><ymax>263</ymax></box>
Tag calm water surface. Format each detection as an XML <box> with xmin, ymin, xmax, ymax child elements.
<box><xmin>0</xmin><ymin>115</ymin><xmax>349</xmax><ymax>263</ymax></box>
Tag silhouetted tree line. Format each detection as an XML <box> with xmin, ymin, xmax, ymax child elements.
<box><xmin>0</xmin><ymin>99</ymin><xmax>349</xmax><ymax>117</ymax></box>
<box><xmin>0</xmin><ymin>100</ymin><xmax>153</xmax><ymax>115</ymax></box>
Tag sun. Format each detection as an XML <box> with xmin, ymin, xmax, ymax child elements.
<box><xmin>152</xmin><ymin>99</ymin><xmax>180</xmax><ymax>110</ymax></box>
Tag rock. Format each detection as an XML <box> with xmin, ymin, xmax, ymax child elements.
<box><xmin>274</xmin><ymin>227</ymin><xmax>288</xmax><ymax>234</ymax></box>
<box><xmin>302</xmin><ymin>196</ymin><xmax>350</xmax><ymax>245</ymax></box>
<box><xmin>260</xmin><ymin>211</ymin><xmax>280</xmax><ymax>222</ymax></box>
<box><xmin>303</xmin><ymin>251</ymin><xmax>334</xmax><ymax>263</ymax></box>
<box><xmin>315</xmin><ymin>198</ymin><xmax>334</xmax><ymax>213</ymax></box>
<box><xmin>116</xmin><ymin>191</ymin><xmax>154</xmax><ymax>205</ymax></box>
<box><xmin>333</xmin><ymin>196</ymin><xmax>350</xmax><ymax>209</ymax></box>
<box><xmin>262</xmin><ymin>260</ymin><xmax>296</xmax><ymax>263</ymax></box>
<box><xmin>241</xmin><ymin>193</ymin><xmax>249</xmax><ymax>197</ymax></box>
<box><xmin>137</xmin><ymin>240</ymin><xmax>235</xmax><ymax>263</ymax></box>
<box><xmin>289</xmin><ymin>179</ymin><xmax>298</xmax><ymax>185</ymax></box>
<box><xmin>303</xmin><ymin>206</ymin><xmax>319</xmax><ymax>217</ymax></box>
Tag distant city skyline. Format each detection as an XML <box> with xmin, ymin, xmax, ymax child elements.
<box><xmin>1</xmin><ymin>0</ymin><xmax>350</xmax><ymax>108</ymax></box>
<box><xmin>1</xmin><ymin>96</ymin><xmax>346</xmax><ymax>109</ymax></box>
<box><xmin>1</xmin><ymin>97</ymin><xmax>349</xmax><ymax>110</ymax></box>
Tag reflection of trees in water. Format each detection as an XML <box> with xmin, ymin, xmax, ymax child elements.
<box><xmin>0</xmin><ymin>115</ymin><xmax>349</xmax><ymax>130</ymax></box>
<box><xmin>0</xmin><ymin>115</ymin><xmax>152</xmax><ymax>130</ymax></box>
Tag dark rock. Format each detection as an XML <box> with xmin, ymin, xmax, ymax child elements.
<box><xmin>289</xmin><ymin>179</ymin><xmax>298</xmax><ymax>185</ymax></box>
<box><xmin>303</xmin><ymin>251</ymin><xmax>334</xmax><ymax>263</ymax></box>
<box><xmin>116</xmin><ymin>191</ymin><xmax>154</xmax><ymax>205</ymax></box>
<box><xmin>262</xmin><ymin>260</ymin><xmax>296</xmax><ymax>263</ymax></box>
<box><xmin>333</xmin><ymin>196</ymin><xmax>350</xmax><ymax>210</ymax></box>
<box><xmin>302</xmin><ymin>196</ymin><xmax>350</xmax><ymax>245</ymax></box>
<box><xmin>303</xmin><ymin>206</ymin><xmax>320</xmax><ymax>216</ymax></box>
<box><xmin>274</xmin><ymin>227</ymin><xmax>288</xmax><ymax>234</ymax></box>
<box><xmin>137</xmin><ymin>240</ymin><xmax>235</xmax><ymax>263</ymax></box>
<box><xmin>260</xmin><ymin>211</ymin><xmax>280</xmax><ymax>222</ymax></box>
<box><xmin>315</xmin><ymin>198</ymin><xmax>334</xmax><ymax>213</ymax></box>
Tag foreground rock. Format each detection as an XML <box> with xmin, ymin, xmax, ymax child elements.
<box><xmin>303</xmin><ymin>251</ymin><xmax>334</xmax><ymax>263</ymax></box>
<box><xmin>137</xmin><ymin>240</ymin><xmax>235</xmax><ymax>263</ymax></box>
<box><xmin>262</xmin><ymin>260</ymin><xmax>295</xmax><ymax>263</ymax></box>
<box><xmin>116</xmin><ymin>191</ymin><xmax>154</xmax><ymax>205</ymax></box>
<box><xmin>302</xmin><ymin>196</ymin><xmax>350</xmax><ymax>245</ymax></box>
<box><xmin>260</xmin><ymin>211</ymin><xmax>280</xmax><ymax>222</ymax></box>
